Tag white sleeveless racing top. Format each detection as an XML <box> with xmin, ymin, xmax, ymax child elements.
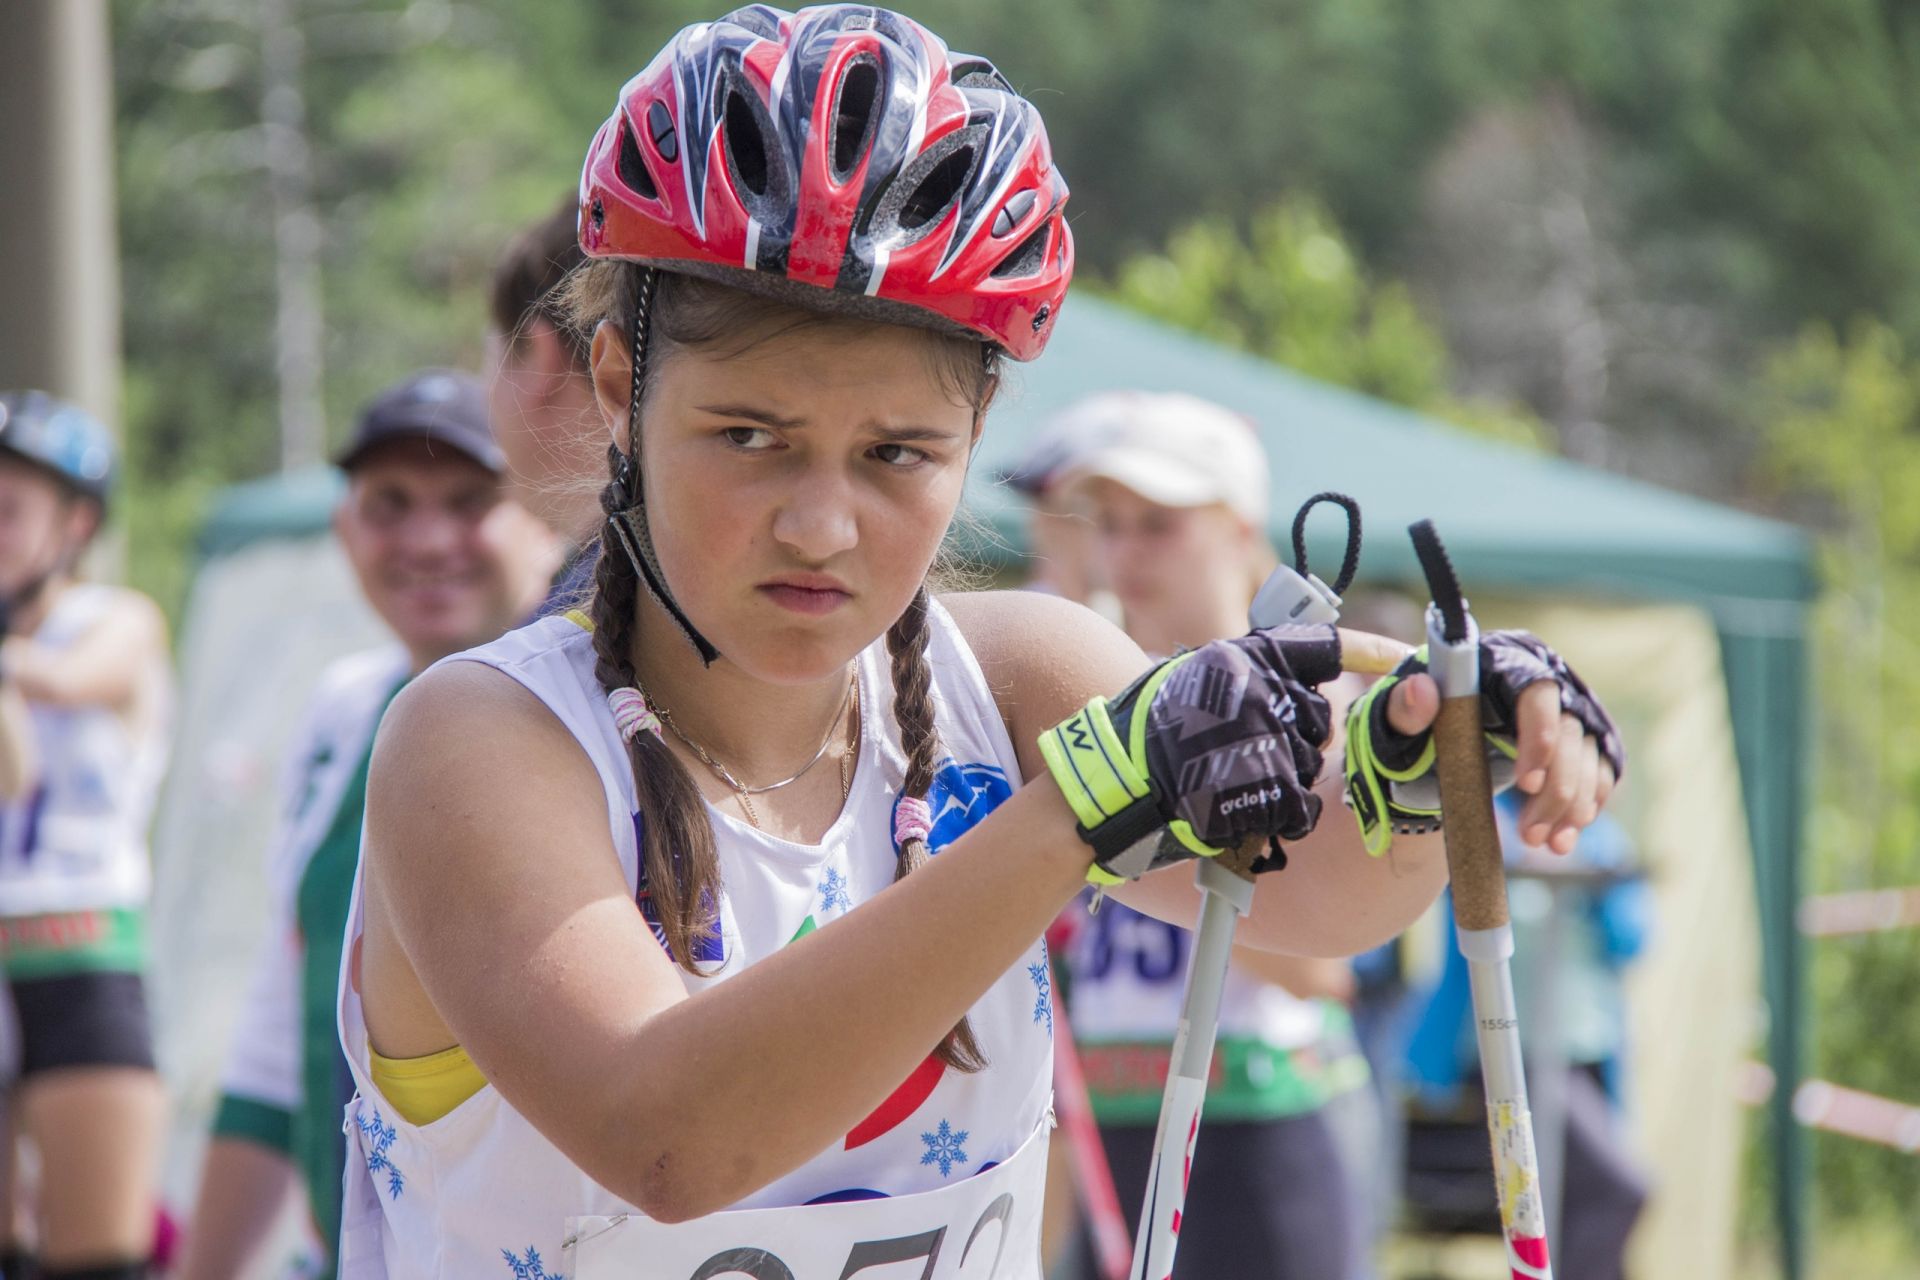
<box><xmin>337</xmin><ymin>604</ymin><xmax>1054</xmax><ymax>1278</ymax></box>
<box><xmin>0</xmin><ymin>585</ymin><xmax>169</xmax><ymax>917</ymax></box>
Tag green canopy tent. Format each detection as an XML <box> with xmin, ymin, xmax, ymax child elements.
<box><xmin>183</xmin><ymin>295</ymin><xmax>1814</xmax><ymax>1277</ymax></box>
<box><xmin>966</xmin><ymin>296</ymin><xmax>1814</xmax><ymax>1278</ymax></box>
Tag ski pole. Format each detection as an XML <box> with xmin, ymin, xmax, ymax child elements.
<box><xmin>1049</xmin><ymin>954</ymin><xmax>1135</xmax><ymax>1280</ymax></box>
<box><xmin>1408</xmin><ymin>518</ymin><xmax>1554</xmax><ymax>1280</ymax></box>
<box><xmin>1127</xmin><ymin>495</ymin><xmax>1398</xmax><ymax>1280</ymax></box>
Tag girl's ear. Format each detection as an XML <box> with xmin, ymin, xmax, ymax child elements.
<box><xmin>590</xmin><ymin>319</ymin><xmax>635</xmax><ymax>452</ymax></box>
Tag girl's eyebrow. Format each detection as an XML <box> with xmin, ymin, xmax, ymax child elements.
<box><xmin>696</xmin><ymin>404</ymin><xmax>960</xmax><ymax>443</ymax></box>
<box><xmin>696</xmin><ymin>403</ymin><xmax>806</xmax><ymax>429</ymax></box>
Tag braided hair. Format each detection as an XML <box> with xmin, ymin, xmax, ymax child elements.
<box><xmin>571</xmin><ymin>262</ymin><xmax>1000</xmax><ymax>1069</ymax></box>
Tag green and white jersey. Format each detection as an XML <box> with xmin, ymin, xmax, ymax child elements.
<box><xmin>1064</xmin><ymin>899</ymin><xmax>1368</xmax><ymax>1125</ymax></box>
<box><xmin>214</xmin><ymin>646</ymin><xmax>408</xmax><ymax>1263</ymax></box>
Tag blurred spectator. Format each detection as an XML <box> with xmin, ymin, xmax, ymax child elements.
<box><xmin>1051</xmin><ymin>392</ymin><xmax>1373</xmax><ymax>1280</ymax></box>
<box><xmin>485</xmin><ymin>194</ymin><xmax>602</xmax><ymax>615</ymax></box>
<box><xmin>1401</xmin><ymin>790</ymin><xmax>1650</xmax><ymax>1279</ymax></box>
<box><xmin>1002</xmin><ymin>394</ymin><xmax>1146</xmax><ymax>617</ymax></box>
<box><xmin>0</xmin><ymin>391</ymin><xmax>170</xmax><ymax>1280</ymax></box>
<box><xmin>176</xmin><ymin>372</ymin><xmax>555</xmax><ymax>1280</ymax></box>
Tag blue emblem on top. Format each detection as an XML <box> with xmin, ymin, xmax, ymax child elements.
<box><xmin>896</xmin><ymin>759</ymin><xmax>1012</xmax><ymax>853</ymax></box>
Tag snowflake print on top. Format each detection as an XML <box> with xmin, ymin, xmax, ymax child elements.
<box><xmin>920</xmin><ymin>1119</ymin><xmax>971</xmax><ymax>1178</ymax></box>
<box><xmin>1028</xmin><ymin>953</ymin><xmax>1054</xmax><ymax>1036</ymax></box>
<box><xmin>818</xmin><ymin>866</ymin><xmax>852</xmax><ymax>914</ymax></box>
<box><xmin>501</xmin><ymin>1246</ymin><xmax>564</xmax><ymax>1280</ymax></box>
<box><xmin>356</xmin><ymin>1105</ymin><xmax>405</xmax><ymax>1200</ymax></box>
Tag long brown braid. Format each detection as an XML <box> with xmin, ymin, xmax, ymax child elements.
<box><xmin>887</xmin><ymin>586</ymin><xmax>987</xmax><ymax>1072</ymax></box>
<box><xmin>588</xmin><ymin>434</ymin><xmax>726</xmax><ymax>970</ymax></box>
<box><xmin>571</xmin><ymin>262</ymin><xmax>1001</xmax><ymax>1061</ymax></box>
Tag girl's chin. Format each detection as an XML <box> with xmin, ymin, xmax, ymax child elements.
<box><xmin>711</xmin><ymin>626</ymin><xmax>869</xmax><ymax>686</ymax></box>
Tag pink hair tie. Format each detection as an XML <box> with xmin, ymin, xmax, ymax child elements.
<box><xmin>894</xmin><ymin>795</ymin><xmax>934</xmax><ymax>849</ymax></box>
<box><xmin>608</xmin><ymin>687</ymin><xmax>662</xmax><ymax>742</ymax></box>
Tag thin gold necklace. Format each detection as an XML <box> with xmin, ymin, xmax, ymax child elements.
<box><xmin>642</xmin><ymin>676</ymin><xmax>859</xmax><ymax>829</ymax></box>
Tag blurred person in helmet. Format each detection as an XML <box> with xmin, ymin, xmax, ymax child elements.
<box><xmin>1053</xmin><ymin>392</ymin><xmax>1375</xmax><ymax>1279</ymax></box>
<box><xmin>0</xmin><ymin>391</ymin><xmax>169</xmax><ymax>1280</ymax></box>
<box><xmin>175</xmin><ymin>372</ymin><xmax>556</xmax><ymax>1280</ymax></box>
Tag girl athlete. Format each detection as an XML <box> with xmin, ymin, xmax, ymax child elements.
<box><xmin>0</xmin><ymin>392</ymin><xmax>170</xmax><ymax>1279</ymax></box>
<box><xmin>340</xmin><ymin>8</ymin><xmax>1622</xmax><ymax>1274</ymax></box>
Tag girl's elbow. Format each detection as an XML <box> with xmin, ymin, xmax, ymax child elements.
<box><xmin>622</xmin><ymin>1151</ymin><xmax>732</xmax><ymax>1224</ymax></box>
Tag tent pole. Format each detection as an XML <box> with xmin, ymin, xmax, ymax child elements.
<box><xmin>1718</xmin><ymin>618</ymin><xmax>1810</xmax><ymax>1280</ymax></box>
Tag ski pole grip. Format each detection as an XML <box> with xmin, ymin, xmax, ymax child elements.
<box><xmin>1433</xmin><ymin>693</ymin><xmax>1510</xmax><ymax>931</ymax></box>
<box><xmin>1407</xmin><ymin>518</ymin><xmax>1511</xmax><ymax>933</ymax></box>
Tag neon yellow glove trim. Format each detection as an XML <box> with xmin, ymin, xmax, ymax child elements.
<box><xmin>1344</xmin><ymin>674</ymin><xmax>1439</xmax><ymax>858</ymax></box>
<box><xmin>1126</xmin><ymin>650</ymin><xmax>1198</xmax><ymax>770</ymax></box>
<box><xmin>1169</xmin><ymin>817</ymin><xmax>1224</xmax><ymax>859</ymax></box>
<box><xmin>1038</xmin><ymin>696</ymin><xmax>1151</xmax><ymax>834</ymax></box>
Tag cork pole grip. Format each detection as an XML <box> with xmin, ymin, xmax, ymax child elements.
<box><xmin>1221</xmin><ymin>837</ymin><xmax>1266</xmax><ymax>881</ymax></box>
<box><xmin>1433</xmin><ymin>694</ymin><xmax>1510</xmax><ymax>931</ymax></box>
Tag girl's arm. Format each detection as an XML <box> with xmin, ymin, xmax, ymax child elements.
<box><xmin>2</xmin><ymin>590</ymin><xmax>168</xmax><ymax>709</ymax></box>
<box><xmin>945</xmin><ymin>590</ymin><xmax>1605</xmax><ymax>959</ymax></box>
<box><xmin>360</xmin><ymin>660</ymin><xmax>1099</xmax><ymax>1224</ymax></box>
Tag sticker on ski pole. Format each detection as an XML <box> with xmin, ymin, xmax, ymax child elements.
<box><xmin>1489</xmin><ymin>1100</ymin><xmax>1554</xmax><ymax>1280</ymax></box>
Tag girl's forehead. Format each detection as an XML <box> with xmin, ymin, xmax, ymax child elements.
<box><xmin>653</xmin><ymin>326</ymin><xmax>979</xmax><ymax>421</ymax></box>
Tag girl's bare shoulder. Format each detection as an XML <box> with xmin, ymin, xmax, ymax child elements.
<box><xmin>937</xmin><ymin>589</ymin><xmax>1148</xmax><ymax>752</ymax></box>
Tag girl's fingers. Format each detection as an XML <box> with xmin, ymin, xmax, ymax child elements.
<box><xmin>1337</xmin><ymin>628</ymin><xmax>1412</xmax><ymax>677</ymax></box>
<box><xmin>1510</xmin><ymin>681</ymin><xmax>1562</xmax><ymax>794</ymax></box>
<box><xmin>1549</xmin><ymin>737</ymin><xmax>1601</xmax><ymax>854</ymax></box>
<box><xmin>1384</xmin><ymin>672</ymin><xmax>1440</xmax><ymax>738</ymax></box>
<box><xmin>1521</xmin><ymin>714</ymin><xmax>1586</xmax><ymax>845</ymax></box>
<box><xmin>1594</xmin><ymin>757</ymin><xmax>1618</xmax><ymax>811</ymax></box>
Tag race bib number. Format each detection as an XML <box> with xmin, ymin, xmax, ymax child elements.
<box><xmin>564</xmin><ymin>1126</ymin><xmax>1047</xmax><ymax>1280</ymax></box>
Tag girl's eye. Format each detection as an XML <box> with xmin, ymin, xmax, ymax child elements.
<box><xmin>872</xmin><ymin>442</ymin><xmax>929</xmax><ymax>468</ymax></box>
<box><xmin>723</xmin><ymin>426</ymin><xmax>777</xmax><ymax>450</ymax></box>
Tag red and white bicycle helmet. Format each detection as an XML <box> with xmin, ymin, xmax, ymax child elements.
<box><xmin>579</xmin><ymin>3</ymin><xmax>1073</xmax><ymax>361</ymax></box>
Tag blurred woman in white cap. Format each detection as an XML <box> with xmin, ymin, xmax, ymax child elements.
<box><xmin>1053</xmin><ymin>391</ymin><xmax>1373</xmax><ymax>1280</ymax></box>
<box><xmin>999</xmin><ymin>395</ymin><xmax>1128</xmax><ymax>618</ymax></box>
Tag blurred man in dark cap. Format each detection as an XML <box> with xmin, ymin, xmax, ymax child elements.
<box><xmin>176</xmin><ymin>370</ymin><xmax>556</xmax><ymax>1280</ymax></box>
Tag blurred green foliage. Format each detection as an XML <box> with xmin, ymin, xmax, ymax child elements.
<box><xmin>1107</xmin><ymin>198</ymin><xmax>1551</xmax><ymax>449</ymax></box>
<box><xmin>1758</xmin><ymin>321</ymin><xmax>1920</xmax><ymax>1247</ymax></box>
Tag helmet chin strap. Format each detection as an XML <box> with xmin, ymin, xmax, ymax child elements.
<box><xmin>607</xmin><ymin>268</ymin><xmax>722</xmax><ymax>667</ymax></box>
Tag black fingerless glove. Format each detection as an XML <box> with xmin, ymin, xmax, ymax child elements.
<box><xmin>1040</xmin><ymin>625</ymin><xmax>1342</xmax><ymax>885</ymax></box>
<box><xmin>1344</xmin><ymin>630</ymin><xmax>1625</xmax><ymax>855</ymax></box>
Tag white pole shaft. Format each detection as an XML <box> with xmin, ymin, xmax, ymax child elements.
<box><xmin>1460</xmin><ymin>923</ymin><xmax>1555</xmax><ymax>1280</ymax></box>
<box><xmin>1128</xmin><ymin>858</ymin><xmax>1255</xmax><ymax>1280</ymax></box>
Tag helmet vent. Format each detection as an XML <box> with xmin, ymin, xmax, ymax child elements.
<box><xmin>725</xmin><ymin>89</ymin><xmax>771</xmax><ymax>197</ymax></box>
<box><xmin>648</xmin><ymin>100</ymin><xmax>679</xmax><ymax>163</ymax></box>
<box><xmin>900</xmin><ymin>148</ymin><xmax>973</xmax><ymax>230</ymax></box>
<box><xmin>829</xmin><ymin>57</ymin><xmax>881</xmax><ymax>182</ymax></box>
<box><xmin>949</xmin><ymin>58</ymin><xmax>1013</xmax><ymax>93</ymax></box>
<box><xmin>869</xmin><ymin>123</ymin><xmax>984</xmax><ymax>248</ymax></box>
<box><xmin>991</xmin><ymin>223</ymin><xmax>1049</xmax><ymax>279</ymax></box>
<box><xmin>617</xmin><ymin>118</ymin><xmax>658</xmax><ymax>200</ymax></box>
